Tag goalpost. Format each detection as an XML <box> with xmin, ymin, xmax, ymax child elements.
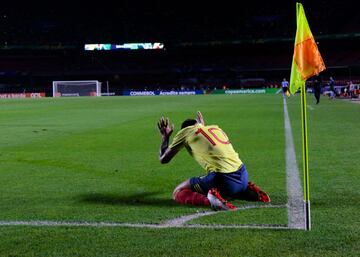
<box><xmin>52</xmin><ymin>80</ymin><xmax>101</xmax><ymax>97</ymax></box>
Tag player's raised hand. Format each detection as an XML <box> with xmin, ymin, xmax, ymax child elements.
<box><xmin>157</xmin><ymin>116</ymin><xmax>174</xmax><ymax>138</ymax></box>
<box><xmin>196</xmin><ymin>111</ymin><xmax>205</xmax><ymax>125</ymax></box>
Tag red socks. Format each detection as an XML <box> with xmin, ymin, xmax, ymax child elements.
<box><xmin>174</xmin><ymin>188</ymin><xmax>210</xmax><ymax>206</ymax></box>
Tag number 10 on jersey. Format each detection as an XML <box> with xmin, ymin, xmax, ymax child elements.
<box><xmin>195</xmin><ymin>127</ymin><xmax>230</xmax><ymax>146</ymax></box>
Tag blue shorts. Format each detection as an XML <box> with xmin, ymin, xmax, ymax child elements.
<box><xmin>190</xmin><ymin>165</ymin><xmax>249</xmax><ymax>198</ymax></box>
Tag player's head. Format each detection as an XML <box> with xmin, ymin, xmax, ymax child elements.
<box><xmin>181</xmin><ymin>119</ymin><xmax>197</xmax><ymax>129</ymax></box>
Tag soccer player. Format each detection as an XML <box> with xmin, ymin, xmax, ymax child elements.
<box><xmin>282</xmin><ymin>78</ymin><xmax>290</xmax><ymax>97</ymax></box>
<box><xmin>157</xmin><ymin>111</ymin><xmax>270</xmax><ymax>211</ymax></box>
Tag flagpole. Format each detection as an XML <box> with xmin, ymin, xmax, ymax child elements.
<box><xmin>300</xmin><ymin>83</ymin><xmax>311</xmax><ymax>230</ymax></box>
<box><xmin>291</xmin><ymin>2</ymin><xmax>325</xmax><ymax>231</ymax></box>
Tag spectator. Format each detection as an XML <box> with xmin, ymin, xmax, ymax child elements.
<box><xmin>348</xmin><ymin>81</ymin><xmax>355</xmax><ymax>98</ymax></box>
<box><xmin>328</xmin><ymin>76</ymin><xmax>336</xmax><ymax>99</ymax></box>
<box><xmin>313</xmin><ymin>74</ymin><xmax>322</xmax><ymax>104</ymax></box>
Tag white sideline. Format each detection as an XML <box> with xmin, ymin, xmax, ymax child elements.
<box><xmin>283</xmin><ymin>98</ymin><xmax>305</xmax><ymax>229</ymax></box>
<box><xmin>0</xmin><ymin>204</ymin><xmax>287</xmax><ymax>229</ymax></box>
<box><xmin>0</xmin><ymin>221</ymin><xmax>294</xmax><ymax>230</ymax></box>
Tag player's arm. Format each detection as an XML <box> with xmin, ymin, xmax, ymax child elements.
<box><xmin>159</xmin><ymin>144</ymin><xmax>179</xmax><ymax>164</ymax></box>
<box><xmin>157</xmin><ymin>117</ymin><xmax>179</xmax><ymax>164</ymax></box>
<box><xmin>196</xmin><ymin>111</ymin><xmax>205</xmax><ymax>125</ymax></box>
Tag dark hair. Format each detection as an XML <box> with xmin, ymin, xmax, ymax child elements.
<box><xmin>181</xmin><ymin>119</ymin><xmax>197</xmax><ymax>129</ymax></box>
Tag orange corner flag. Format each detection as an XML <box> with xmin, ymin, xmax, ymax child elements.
<box><xmin>289</xmin><ymin>3</ymin><xmax>326</xmax><ymax>94</ymax></box>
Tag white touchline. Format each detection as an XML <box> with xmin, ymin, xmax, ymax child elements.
<box><xmin>283</xmin><ymin>98</ymin><xmax>305</xmax><ymax>229</ymax></box>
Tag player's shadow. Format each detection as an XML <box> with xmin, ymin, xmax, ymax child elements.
<box><xmin>78</xmin><ymin>191</ymin><xmax>178</xmax><ymax>207</ymax></box>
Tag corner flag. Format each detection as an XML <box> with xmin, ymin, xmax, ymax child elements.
<box><xmin>290</xmin><ymin>3</ymin><xmax>326</xmax><ymax>94</ymax></box>
<box><xmin>289</xmin><ymin>3</ymin><xmax>326</xmax><ymax>230</ymax></box>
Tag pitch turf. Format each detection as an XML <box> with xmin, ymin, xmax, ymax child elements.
<box><xmin>0</xmin><ymin>95</ymin><xmax>359</xmax><ymax>256</ymax></box>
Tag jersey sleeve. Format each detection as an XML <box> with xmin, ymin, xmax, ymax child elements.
<box><xmin>168</xmin><ymin>127</ymin><xmax>193</xmax><ymax>151</ymax></box>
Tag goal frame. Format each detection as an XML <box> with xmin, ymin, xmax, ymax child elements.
<box><xmin>52</xmin><ymin>80</ymin><xmax>101</xmax><ymax>97</ymax></box>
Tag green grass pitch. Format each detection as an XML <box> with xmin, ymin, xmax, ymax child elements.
<box><xmin>0</xmin><ymin>94</ymin><xmax>359</xmax><ymax>256</ymax></box>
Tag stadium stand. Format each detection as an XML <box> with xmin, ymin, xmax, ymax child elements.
<box><xmin>0</xmin><ymin>1</ymin><xmax>359</xmax><ymax>95</ymax></box>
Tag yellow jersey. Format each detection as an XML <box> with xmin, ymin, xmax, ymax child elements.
<box><xmin>169</xmin><ymin>123</ymin><xmax>243</xmax><ymax>173</ymax></box>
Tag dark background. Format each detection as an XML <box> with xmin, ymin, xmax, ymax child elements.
<box><xmin>1</xmin><ymin>0</ymin><xmax>359</xmax><ymax>95</ymax></box>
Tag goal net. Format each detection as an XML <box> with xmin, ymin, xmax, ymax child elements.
<box><xmin>53</xmin><ymin>80</ymin><xmax>101</xmax><ymax>97</ymax></box>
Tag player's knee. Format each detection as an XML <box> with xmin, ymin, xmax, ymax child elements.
<box><xmin>172</xmin><ymin>189</ymin><xmax>179</xmax><ymax>200</ymax></box>
<box><xmin>173</xmin><ymin>186</ymin><xmax>190</xmax><ymax>200</ymax></box>
<box><xmin>173</xmin><ymin>179</ymin><xmax>191</xmax><ymax>199</ymax></box>
<box><xmin>173</xmin><ymin>187</ymin><xmax>184</xmax><ymax>200</ymax></box>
